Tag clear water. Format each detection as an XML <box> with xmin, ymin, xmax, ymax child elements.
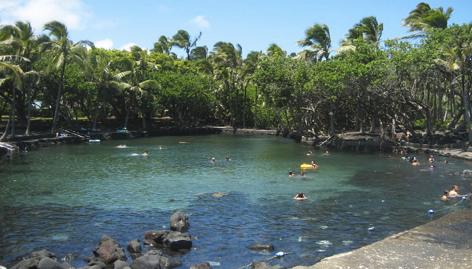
<box><xmin>0</xmin><ymin>135</ymin><xmax>471</xmax><ymax>268</ymax></box>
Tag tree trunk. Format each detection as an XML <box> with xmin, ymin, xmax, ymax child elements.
<box><xmin>10</xmin><ymin>87</ymin><xmax>16</xmax><ymax>138</ymax></box>
<box><xmin>25</xmin><ymin>88</ymin><xmax>33</xmax><ymax>136</ymax></box>
<box><xmin>0</xmin><ymin>118</ymin><xmax>10</xmax><ymax>141</ymax></box>
<box><xmin>461</xmin><ymin>73</ymin><xmax>472</xmax><ymax>144</ymax></box>
<box><xmin>51</xmin><ymin>57</ymin><xmax>67</xmax><ymax>134</ymax></box>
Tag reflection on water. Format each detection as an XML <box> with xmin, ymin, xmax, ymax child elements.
<box><xmin>0</xmin><ymin>135</ymin><xmax>471</xmax><ymax>268</ymax></box>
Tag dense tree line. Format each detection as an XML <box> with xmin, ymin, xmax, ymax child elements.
<box><xmin>0</xmin><ymin>2</ymin><xmax>471</xmax><ymax>144</ymax></box>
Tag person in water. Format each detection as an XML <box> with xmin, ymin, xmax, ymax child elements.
<box><xmin>306</xmin><ymin>151</ymin><xmax>313</xmax><ymax>156</ymax></box>
<box><xmin>428</xmin><ymin>155</ymin><xmax>435</xmax><ymax>163</ymax></box>
<box><xmin>311</xmin><ymin>160</ymin><xmax>319</xmax><ymax>169</ymax></box>
<box><xmin>142</xmin><ymin>150</ymin><xmax>149</xmax><ymax>156</ymax></box>
<box><xmin>448</xmin><ymin>185</ymin><xmax>460</xmax><ymax>198</ymax></box>
<box><xmin>293</xmin><ymin>192</ymin><xmax>307</xmax><ymax>200</ymax></box>
<box><xmin>410</xmin><ymin>157</ymin><xmax>420</xmax><ymax>166</ymax></box>
<box><xmin>322</xmin><ymin>150</ymin><xmax>330</xmax><ymax>156</ymax></box>
<box><xmin>288</xmin><ymin>171</ymin><xmax>296</xmax><ymax>177</ymax></box>
<box><xmin>440</xmin><ymin>190</ymin><xmax>449</xmax><ymax>201</ymax></box>
<box><xmin>225</xmin><ymin>156</ymin><xmax>231</xmax><ymax>161</ymax></box>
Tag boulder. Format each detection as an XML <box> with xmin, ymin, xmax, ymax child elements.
<box><xmin>144</xmin><ymin>230</ymin><xmax>170</xmax><ymax>246</ymax></box>
<box><xmin>169</xmin><ymin>212</ymin><xmax>189</xmax><ymax>232</ymax></box>
<box><xmin>163</xmin><ymin>232</ymin><xmax>192</xmax><ymax>251</ymax></box>
<box><xmin>463</xmin><ymin>169</ymin><xmax>472</xmax><ymax>177</ymax></box>
<box><xmin>11</xmin><ymin>258</ymin><xmax>41</xmax><ymax>269</ymax></box>
<box><xmin>31</xmin><ymin>250</ymin><xmax>56</xmax><ymax>259</ymax></box>
<box><xmin>189</xmin><ymin>262</ymin><xmax>211</xmax><ymax>269</ymax></box>
<box><xmin>93</xmin><ymin>235</ymin><xmax>127</xmax><ymax>264</ymax></box>
<box><xmin>113</xmin><ymin>260</ymin><xmax>131</xmax><ymax>269</ymax></box>
<box><xmin>86</xmin><ymin>258</ymin><xmax>106</xmax><ymax>269</ymax></box>
<box><xmin>127</xmin><ymin>239</ymin><xmax>142</xmax><ymax>259</ymax></box>
<box><xmin>38</xmin><ymin>257</ymin><xmax>66</xmax><ymax>269</ymax></box>
<box><xmin>248</xmin><ymin>243</ymin><xmax>274</xmax><ymax>252</ymax></box>
<box><xmin>130</xmin><ymin>250</ymin><xmax>181</xmax><ymax>269</ymax></box>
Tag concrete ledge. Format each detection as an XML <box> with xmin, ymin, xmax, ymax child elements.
<box><xmin>293</xmin><ymin>209</ymin><xmax>472</xmax><ymax>269</ymax></box>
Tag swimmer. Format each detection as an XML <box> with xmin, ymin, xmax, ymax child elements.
<box><xmin>288</xmin><ymin>171</ymin><xmax>296</xmax><ymax>177</ymax></box>
<box><xmin>311</xmin><ymin>160</ymin><xmax>319</xmax><ymax>169</ymax></box>
<box><xmin>300</xmin><ymin>171</ymin><xmax>305</xmax><ymax>177</ymax></box>
<box><xmin>428</xmin><ymin>155</ymin><xmax>435</xmax><ymax>163</ymax></box>
<box><xmin>225</xmin><ymin>156</ymin><xmax>231</xmax><ymax>161</ymax></box>
<box><xmin>322</xmin><ymin>150</ymin><xmax>330</xmax><ymax>156</ymax></box>
<box><xmin>116</xmin><ymin>144</ymin><xmax>127</xmax><ymax>148</ymax></box>
<box><xmin>444</xmin><ymin>159</ymin><xmax>449</xmax><ymax>164</ymax></box>
<box><xmin>440</xmin><ymin>191</ymin><xmax>449</xmax><ymax>202</ymax></box>
<box><xmin>306</xmin><ymin>150</ymin><xmax>313</xmax><ymax>156</ymax></box>
<box><xmin>410</xmin><ymin>157</ymin><xmax>420</xmax><ymax>166</ymax></box>
<box><xmin>142</xmin><ymin>150</ymin><xmax>149</xmax><ymax>156</ymax></box>
<box><xmin>448</xmin><ymin>185</ymin><xmax>460</xmax><ymax>198</ymax></box>
<box><xmin>293</xmin><ymin>192</ymin><xmax>307</xmax><ymax>201</ymax></box>
<box><xmin>210</xmin><ymin>157</ymin><xmax>216</xmax><ymax>163</ymax></box>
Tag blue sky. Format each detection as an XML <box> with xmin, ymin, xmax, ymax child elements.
<box><xmin>1</xmin><ymin>0</ymin><xmax>471</xmax><ymax>55</ymax></box>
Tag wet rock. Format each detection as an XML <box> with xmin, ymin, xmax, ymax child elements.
<box><xmin>130</xmin><ymin>250</ymin><xmax>181</xmax><ymax>269</ymax></box>
<box><xmin>163</xmin><ymin>232</ymin><xmax>192</xmax><ymax>251</ymax></box>
<box><xmin>38</xmin><ymin>257</ymin><xmax>66</xmax><ymax>269</ymax></box>
<box><xmin>144</xmin><ymin>230</ymin><xmax>170</xmax><ymax>246</ymax></box>
<box><xmin>463</xmin><ymin>169</ymin><xmax>472</xmax><ymax>177</ymax></box>
<box><xmin>248</xmin><ymin>243</ymin><xmax>274</xmax><ymax>252</ymax></box>
<box><xmin>127</xmin><ymin>239</ymin><xmax>142</xmax><ymax>259</ymax></box>
<box><xmin>250</xmin><ymin>262</ymin><xmax>281</xmax><ymax>269</ymax></box>
<box><xmin>11</xmin><ymin>258</ymin><xmax>41</xmax><ymax>269</ymax></box>
<box><xmin>31</xmin><ymin>250</ymin><xmax>56</xmax><ymax>259</ymax></box>
<box><xmin>170</xmin><ymin>212</ymin><xmax>189</xmax><ymax>232</ymax></box>
<box><xmin>86</xmin><ymin>257</ymin><xmax>106</xmax><ymax>269</ymax></box>
<box><xmin>93</xmin><ymin>235</ymin><xmax>127</xmax><ymax>265</ymax></box>
<box><xmin>113</xmin><ymin>260</ymin><xmax>131</xmax><ymax>269</ymax></box>
<box><xmin>189</xmin><ymin>262</ymin><xmax>211</xmax><ymax>269</ymax></box>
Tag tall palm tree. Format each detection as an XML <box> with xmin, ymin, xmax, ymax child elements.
<box><xmin>0</xmin><ymin>57</ymin><xmax>24</xmax><ymax>140</ymax></box>
<box><xmin>152</xmin><ymin>35</ymin><xmax>172</xmax><ymax>55</ymax></box>
<box><xmin>0</xmin><ymin>21</ymin><xmax>46</xmax><ymax>135</ymax></box>
<box><xmin>171</xmin><ymin>30</ymin><xmax>202</xmax><ymax>60</ymax></box>
<box><xmin>298</xmin><ymin>24</ymin><xmax>331</xmax><ymax>61</ymax></box>
<box><xmin>42</xmin><ymin>21</ymin><xmax>93</xmax><ymax>133</ymax></box>
<box><xmin>404</xmin><ymin>2</ymin><xmax>453</xmax><ymax>32</ymax></box>
<box><xmin>345</xmin><ymin>16</ymin><xmax>383</xmax><ymax>45</ymax></box>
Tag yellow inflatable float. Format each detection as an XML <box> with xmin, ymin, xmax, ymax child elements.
<box><xmin>300</xmin><ymin>163</ymin><xmax>317</xmax><ymax>171</ymax></box>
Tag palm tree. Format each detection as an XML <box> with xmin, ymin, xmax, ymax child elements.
<box><xmin>298</xmin><ymin>24</ymin><xmax>331</xmax><ymax>61</ymax></box>
<box><xmin>152</xmin><ymin>35</ymin><xmax>172</xmax><ymax>55</ymax></box>
<box><xmin>42</xmin><ymin>21</ymin><xmax>93</xmax><ymax>133</ymax></box>
<box><xmin>112</xmin><ymin>50</ymin><xmax>159</xmax><ymax>129</ymax></box>
<box><xmin>0</xmin><ymin>57</ymin><xmax>24</xmax><ymax>140</ymax></box>
<box><xmin>345</xmin><ymin>16</ymin><xmax>383</xmax><ymax>45</ymax></box>
<box><xmin>404</xmin><ymin>2</ymin><xmax>453</xmax><ymax>32</ymax></box>
<box><xmin>171</xmin><ymin>30</ymin><xmax>202</xmax><ymax>60</ymax></box>
<box><xmin>0</xmin><ymin>21</ymin><xmax>46</xmax><ymax>135</ymax></box>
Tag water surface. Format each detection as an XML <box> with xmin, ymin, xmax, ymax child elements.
<box><xmin>0</xmin><ymin>135</ymin><xmax>470</xmax><ymax>268</ymax></box>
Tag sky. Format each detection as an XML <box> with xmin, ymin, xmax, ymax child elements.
<box><xmin>0</xmin><ymin>0</ymin><xmax>471</xmax><ymax>55</ymax></box>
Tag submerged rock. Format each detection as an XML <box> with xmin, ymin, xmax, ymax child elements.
<box><xmin>170</xmin><ymin>212</ymin><xmax>189</xmax><ymax>232</ymax></box>
<box><xmin>189</xmin><ymin>262</ymin><xmax>211</xmax><ymax>269</ymax></box>
<box><xmin>211</xmin><ymin>192</ymin><xmax>226</xmax><ymax>198</ymax></box>
<box><xmin>93</xmin><ymin>235</ymin><xmax>126</xmax><ymax>265</ymax></box>
<box><xmin>250</xmin><ymin>262</ymin><xmax>281</xmax><ymax>269</ymax></box>
<box><xmin>248</xmin><ymin>243</ymin><xmax>274</xmax><ymax>252</ymax></box>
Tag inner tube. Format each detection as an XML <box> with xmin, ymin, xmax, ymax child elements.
<box><xmin>300</xmin><ymin>163</ymin><xmax>316</xmax><ymax>170</ymax></box>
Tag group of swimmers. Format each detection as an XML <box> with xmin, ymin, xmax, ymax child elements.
<box><xmin>209</xmin><ymin>156</ymin><xmax>231</xmax><ymax>163</ymax></box>
<box><xmin>292</xmin><ymin>150</ymin><xmax>328</xmax><ymax>201</ymax></box>
<box><xmin>440</xmin><ymin>185</ymin><xmax>468</xmax><ymax>201</ymax></box>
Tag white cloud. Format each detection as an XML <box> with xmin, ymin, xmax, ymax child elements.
<box><xmin>120</xmin><ymin>42</ymin><xmax>138</xmax><ymax>51</ymax></box>
<box><xmin>0</xmin><ymin>0</ymin><xmax>88</xmax><ymax>30</ymax></box>
<box><xmin>95</xmin><ymin>38</ymin><xmax>113</xmax><ymax>49</ymax></box>
<box><xmin>191</xmin><ymin>15</ymin><xmax>210</xmax><ymax>29</ymax></box>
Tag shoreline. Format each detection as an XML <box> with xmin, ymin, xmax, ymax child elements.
<box><xmin>293</xmin><ymin>208</ymin><xmax>472</xmax><ymax>269</ymax></box>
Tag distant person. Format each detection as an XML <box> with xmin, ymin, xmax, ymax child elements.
<box><xmin>444</xmin><ymin>159</ymin><xmax>449</xmax><ymax>164</ymax></box>
<box><xmin>311</xmin><ymin>160</ymin><xmax>319</xmax><ymax>169</ymax></box>
<box><xmin>410</xmin><ymin>157</ymin><xmax>420</xmax><ymax>166</ymax></box>
<box><xmin>293</xmin><ymin>192</ymin><xmax>307</xmax><ymax>201</ymax></box>
<box><xmin>428</xmin><ymin>155</ymin><xmax>435</xmax><ymax>163</ymax></box>
<box><xmin>116</xmin><ymin>144</ymin><xmax>127</xmax><ymax>148</ymax></box>
<box><xmin>300</xmin><ymin>171</ymin><xmax>305</xmax><ymax>177</ymax></box>
<box><xmin>210</xmin><ymin>157</ymin><xmax>216</xmax><ymax>163</ymax></box>
<box><xmin>142</xmin><ymin>150</ymin><xmax>149</xmax><ymax>157</ymax></box>
<box><xmin>225</xmin><ymin>156</ymin><xmax>231</xmax><ymax>161</ymax></box>
<box><xmin>306</xmin><ymin>151</ymin><xmax>313</xmax><ymax>156</ymax></box>
<box><xmin>448</xmin><ymin>185</ymin><xmax>460</xmax><ymax>198</ymax></box>
<box><xmin>288</xmin><ymin>171</ymin><xmax>296</xmax><ymax>177</ymax></box>
<box><xmin>440</xmin><ymin>191</ymin><xmax>449</xmax><ymax>202</ymax></box>
<box><xmin>322</xmin><ymin>150</ymin><xmax>330</xmax><ymax>156</ymax></box>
